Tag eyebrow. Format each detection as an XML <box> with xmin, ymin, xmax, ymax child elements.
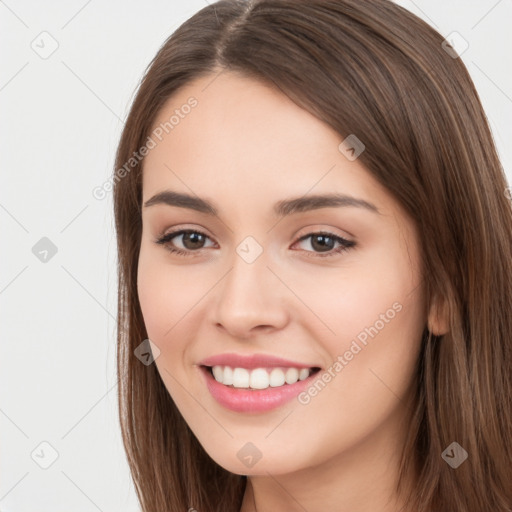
<box><xmin>143</xmin><ymin>190</ymin><xmax>380</xmax><ymax>216</ymax></box>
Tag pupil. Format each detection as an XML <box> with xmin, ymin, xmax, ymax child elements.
<box><xmin>312</xmin><ymin>235</ymin><xmax>333</xmax><ymax>252</ymax></box>
<box><xmin>184</xmin><ymin>232</ymin><xmax>204</xmax><ymax>249</ymax></box>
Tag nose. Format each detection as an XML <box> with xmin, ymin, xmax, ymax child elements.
<box><xmin>210</xmin><ymin>247</ymin><xmax>289</xmax><ymax>339</ymax></box>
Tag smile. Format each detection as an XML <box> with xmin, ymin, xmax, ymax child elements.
<box><xmin>199</xmin><ymin>365</ymin><xmax>321</xmax><ymax>413</ymax></box>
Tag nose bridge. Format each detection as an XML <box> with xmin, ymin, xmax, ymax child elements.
<box><xmin>212</xmin><ymin>234</ymin><xmax>288</xmax><ymax>335</ymax></box>
<box><xmin>222</xmin><ymin>235</ymin><xmax>271</xmax><ymax>305</ymax></box>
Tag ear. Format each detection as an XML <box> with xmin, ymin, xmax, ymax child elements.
<box><xmin>427</xmin><ymin>292</ymin><xmax>450</xmax><ymax>336</ymax></box>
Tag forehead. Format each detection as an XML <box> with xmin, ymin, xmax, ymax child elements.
<box><xmin>141</xmin><ymin>71</ymin><xmax>391</xmax><ymax>218</ymax></box>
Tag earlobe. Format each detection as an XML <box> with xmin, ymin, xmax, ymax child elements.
<box><xmin>427</xmin><ymin>292</ymin><xmax>450</xmax><ymax>336</ymax></box>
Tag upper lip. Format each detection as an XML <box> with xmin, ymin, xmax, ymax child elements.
<box><xmin>199</xmin><ymin>353</ymin><xmax>321</xmax><ymax>370</ymax></box>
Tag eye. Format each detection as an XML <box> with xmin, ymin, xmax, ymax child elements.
<box><xmin>154</xmin><ymin>229</ymin><xmax>356</xmax><ymax>258</ymax></box>
<box><xmin>292</xmin><ymin>231</ymin><xmax>355</xmax><ymax>258</ymax></box>
<box><xmin>154</xmin><ymin>229</ymin><xmax>216</xmax><ymax>257</ymax></box>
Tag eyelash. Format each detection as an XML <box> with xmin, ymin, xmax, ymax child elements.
<box><xmin>154</xmin><ymin>229</ymin><xmax>356</xmax><ymax>258</ymax></box>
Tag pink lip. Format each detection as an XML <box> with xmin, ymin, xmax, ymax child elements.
<box><xmin>198</xmin><ymin>365</ymin><xmax>320</xmax><ymax>413</ymax></box>
<box><xmin>199</xmin><ymin>352</ymin><xmax>319</xmax><ymax>370</ymax></box>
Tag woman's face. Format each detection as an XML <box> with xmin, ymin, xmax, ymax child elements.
<box><xmin>138</xmin><ymin>70</ymin><xmax>428</xmax><ymax>477</ymax></box>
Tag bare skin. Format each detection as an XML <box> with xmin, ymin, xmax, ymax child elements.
<box><xmin>137</xmin><ymin>70</ymin><xmax>447</xmax><ymax>512</ymax></box>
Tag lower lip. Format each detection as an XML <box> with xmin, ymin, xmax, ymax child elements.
<box><xmin>199</xmin><ymin>366</ymin><xmax>319</xmax><ymax>413</ymax></box>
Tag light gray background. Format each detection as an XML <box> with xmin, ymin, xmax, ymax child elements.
<box><xmin>1</xmin><ymin>1</ymin><xmax>511</xmax><ymax>511</ymax></box>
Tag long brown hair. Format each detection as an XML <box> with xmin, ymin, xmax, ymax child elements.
<box><xmin>113</xmin><ymin>1</ymin><xmax>512</xmax><ymax>510</ymax></box>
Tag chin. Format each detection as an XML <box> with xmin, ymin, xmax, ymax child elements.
<box><xmin>203</xmin><ymin>445</ymin><xmax>309</xmax><ymax>476</ymax></box>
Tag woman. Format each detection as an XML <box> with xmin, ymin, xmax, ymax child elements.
<box><xmin>113</xmin><ymin>0</ymin><xmax>512</xmax><ymax>510</ymax></box>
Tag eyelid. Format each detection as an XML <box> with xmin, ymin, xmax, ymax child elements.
<box><xmin>294</xmin><ymin>224</ymin><xmax>354</xmax><ymax>242</ymax></box>
<box><xmin>154</xmin><ymin>224</ymin><xmax>214</xmax><ymax>242</ymax></box>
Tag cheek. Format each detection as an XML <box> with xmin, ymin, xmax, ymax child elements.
<box><xmin>303</xmin><ymin>246</ymin><xmax>424</xmax><ymax>396</ymax></box>
<box><xmin>276</xmin><ymin>257</ymin><xmax>424</xmax><ymax>467</ymax></box>
<box><xmin>136</xmin><ymin>248</ymin><xmax>198</xmax><ymax>403</ymax></box>
<box><xmin>136</xmin><ymin>242</ymin><xmax>219</xmax><ymax>370</ymax></box>
<box><xmin>283</xmin><ymin>242</ymin><xmax>425</xmax><ymax>390</ymax></box>
<box><xmin>136</xmin><ymin>244</ymin><xmax>192</xmax><ymax>343</ymax></box>
<box><xmin>137</xmin><ymin>255</ymin><xmax>167</xmax><ymax>340</ymax></box>
<box><xmin>284</xmin><ymin>260</ymin><xmax>422</xmax><ymax>348</ymax></box>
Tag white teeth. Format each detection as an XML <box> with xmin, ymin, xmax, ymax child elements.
<box><xmin>285</xmin><ymin>368</ymin><xmax>299</xmax><ymax>384</ymax></box>
<box><xmin>269</xmin><ymin>368</ymin><xmax>285</xmax><ymax>387</ymax></box>
<box><xmin>212</xmin><ymin>365</ymin><xmax>223</xmax><ymax>382</ymax></box>
<box><xmin>299</xmin><ymin>368</ymin><xmax>310</xmax><ymax>381</ymax></box>
<box><xmin>232</xmin><ymin>368</ymin><xmax>250</xmax><ymax>388</ymax></box>
<box><xmin>223</xmin><ymin>366</ymin><xmax>233</xmax><ymax>385</ymax></box>
<box><xmin>210</xmin><ymin>365</ymin><xmax>314</xmax><ymax>389</ymax></box>
<box><xmin>249</xmin><ymin>368</ymin><xmax>269</xmax><ymax>389</ymax></box>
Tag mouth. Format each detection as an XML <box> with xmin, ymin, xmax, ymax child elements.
<box><xmin>199</xmin><ymin>364</ymin><xmax>322</xmax><ymax>413</ymax></box>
